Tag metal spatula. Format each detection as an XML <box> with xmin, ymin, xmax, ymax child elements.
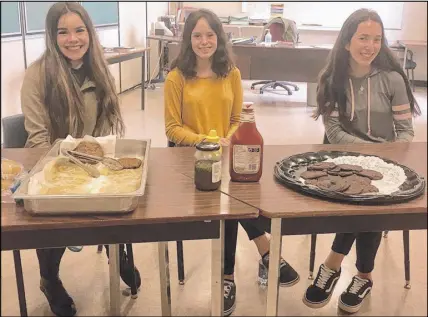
<box><xmin>61</xmin><ymin>149</ymin><xmax>100</xmax><ymax>178</ymax></box>
<box><xmin>68</xmin><ymin>150</ymin><xmax>123</xmax><ymax>171</ymax></box>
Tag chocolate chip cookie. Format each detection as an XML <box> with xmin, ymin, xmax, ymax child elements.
<box><xmin>357</xmin><ymin>169</ymin><xmax>383</xmax><ymax>180</ymax></box>
<box><xmin>307</xmin><ymin>162</ymin><xmax>337</xmax><ymax>171</ymax></box>
<box><xmin>343</xmin><ymin>183</ymin><xmax>365</xmax><ymax>195</ymax></box>
<box><xmin>301</xmin><ymin>170</ymin><xmax>328</xmax><ymax>179</ymax></box>
<box><xmin>337</xmin><ymin>164</ymin><xmax>363</xmax><ymax>172</ymax></box>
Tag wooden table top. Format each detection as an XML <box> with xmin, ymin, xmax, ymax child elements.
<box><xmin>1</xmin><ymin>148</ymin><xmax>258</xmax><ymax>232</ymax></box>
<box><xmin>172</xmin><ymin>143</ymin><xmax>427</xmax><ymax>219</ymax></box>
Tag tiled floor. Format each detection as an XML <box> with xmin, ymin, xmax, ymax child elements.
<box><xmin>1</xmin><ymin>82</ymin><xmax>427</xmax><ymax>316</ymax></box>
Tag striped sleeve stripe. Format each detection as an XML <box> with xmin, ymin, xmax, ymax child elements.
<box><xmin>392</xmin><ymin>104</ymin><xmax>410</xmax><ymax>112</ymax></box>
<box><xmin>330</xmin><ymin>110</ymin><xmax>339</xmax><ymax>117</ymax></box>
<box><xmin>393</xmin><ymin>112</ymin><xmax>412</xmax><ymax>120</ymax></box>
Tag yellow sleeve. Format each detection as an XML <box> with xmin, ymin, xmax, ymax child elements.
<box><xmin>226</xmin><ymin>67</ymin><xmax>243</xmax><ymax>138</ymax></box>
<box><xmin>164</xmin><ymin>70</ymin><xmax>207</xmax><ymax>146</ymax></box>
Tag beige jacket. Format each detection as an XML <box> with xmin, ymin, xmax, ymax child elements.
<box><xmin>21</xmin><ymin>61</ymin><xmax>112</xmax><ymax>148</ymax></box>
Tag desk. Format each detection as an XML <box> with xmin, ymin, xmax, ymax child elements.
<box><xmin>162</xmin><ymin>143</ymin><xmax>427</xmax><ymax>316</ymax></box>
<box><xmin>1</xmin><ymin>147</ymin><xmax>259</xmax><ymax>316</ymax></box>
<box><xmin>146</xmin><ymin>35</ymin><xmax>181</xmax><ymax>84</ymax></box>
<box><xmin>104</xmin><ymin>47</ymin><xmax>149</xmax><ymax>111</ymax></box>
<box><xmin>166</xmin><ymin>42</ymin><xmax>331</xmax><ymax>107</ymax></box>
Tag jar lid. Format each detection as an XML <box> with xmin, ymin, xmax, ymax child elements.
<box><xmin>196</xmin><ymin>141</ymin><xmax>220</xmax><ymax>151</ymax></box>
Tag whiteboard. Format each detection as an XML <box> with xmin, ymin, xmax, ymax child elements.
<box><xmin>242</xmin><ymin>2</ymin><xmax>404</xmax><ymax>30</ymax></box>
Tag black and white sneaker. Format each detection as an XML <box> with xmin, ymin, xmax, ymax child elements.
<box><xmin>303</xmin><ymin>264</ymin><xmax>341</xmax><ymax>308</ymax></box>
<box><xmin>258</xmin><ymin>252</ymin><xmax>300</xmax><ymax>287</ymax></box>
<box><xmin>339</xmin><ymin>276</ymin><xmax>372</xmax><ymax>313</ymax></box>
<box><xmin>224</xmin><ymin>279</ymin><xmax>236</xmax><ymax>316</ymax></box>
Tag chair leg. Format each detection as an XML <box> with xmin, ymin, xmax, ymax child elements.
<box><xmin>126</xmin><ymin>244</ymin><xmax>139</xmax><ymax>298</ymax></box>
<box><xmin>259</xmin><ymin>82</ymin><xmax>276</xmax><ymax>94</ymax></box>
<box><xmin>309</xmin><ymin>234</ymin><xmax>317</xmax><ymax>280</ymax></box>
<box><xmin>411</xmin><ymin>69</ymin><xmax>415</xmax><ymax>92</ymax></box>
<box><xmin>272</xmin><ymin>82</ymin><xmax>293</xmax><ymax>95</ymax></box>
<box><xmin>403</xmin><ymin>230</ymin><xmax>411</xmax><ymax>289</ymax></box>
<box><xmin>97</xmin><ymin>244</ymin><xmax>103</xmax><ymax>253</ymax></box>
<box><xmin>176</xmin><ymin>241</ymin><xmax>185</xmax><ymax>285</ymax></box>
<box><xmin>279</xmin><ymin>81</ymin><xmax>299</xmax><ymax>91</ymax></box>
<box><xmin>383</xmin><ymin>231</ymin><xmax>389</xmax><ymax>238</ymax></box>
<box><xmin>251</xmin><ymin>80</ymin><xmax>274</xmax><ymax>89</ymax></box>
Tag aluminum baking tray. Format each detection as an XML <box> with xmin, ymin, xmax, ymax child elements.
<box><xmin>13</xmin><ymin>138</ymin><xmax>150</xmax><ymax>215</ymax></box>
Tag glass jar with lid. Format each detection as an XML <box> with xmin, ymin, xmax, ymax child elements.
<box><xmin>194</xmin><ymin>141</ymin><xmax>222</xmax><ymax>191</ymax></box>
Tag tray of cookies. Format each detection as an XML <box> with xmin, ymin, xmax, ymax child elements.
<box><xmin>274</xmin><ymin>150</ymin><xmax>425</xmax><ymax>204</ymax></box>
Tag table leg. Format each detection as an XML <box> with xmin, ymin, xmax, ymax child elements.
<box><xmin>211</xmin><ymin>220</ymin><xmax>225</xmax><ymax>316</ymax></box>
<box><xmin>109</xmin><ymin>244</ymin><xmax>121</xmax><ymax>316</ymax></box>
<box><xmin>266</xmin><ymin>218</ymin><xmax>282</xmax><ymax>316</ymax></box>
<box><xmin>158</xmin><ymin>242</ymin><xmax>172</xmax><ymax>316</ymax></box>
<box><xmin>13</xmin><ymin>250</ymin><xmax>28</xmax><ymax>317</ymax></box>
<box><xmin>403</xmin><ymin>230</ymin><xmax>411</xmax><ymax>289</ymax></box>
<box><xmin>141</xmin><ymin>55</ymin><xmax>145</xmax><ymax>111</ymax></box>
<box><xmin>307</xmin><ymin>83</ymin><xmax>318</xmax><ymax>107</ymax></box>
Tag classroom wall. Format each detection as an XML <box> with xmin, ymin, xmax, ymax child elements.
<box><xmin>184</xmin><ymin>1</ymin><xmax>427</xmax><ymax>81</ymax></box>
<box><xmin>1</xmin><ymin>2</ymin><xmax>168</xmax><ymax>132</ymax></box>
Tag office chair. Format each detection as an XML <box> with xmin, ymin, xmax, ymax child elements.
<box><xmin>308</xmin><ymin>133</ymin><xmax>411</xmax><ymax>289</ymax></box>
<box><xmin>1</xmin><ymin>114</ymin><xmax>139</xmax><ymax>297</ymax></box>
<box><xmin>404</xmin><ymin>49</ymin><xmax>417</xmax><ymax>92</ymax></box>
<box><xmin>251</xmin><ymin>19</ymin><xmax>299</xmax><ymax>95</ymax></box>
<box><xmin>390</xmin><ymin>44</ymin><xmax>417</xmax><ymax>92</ymax></box>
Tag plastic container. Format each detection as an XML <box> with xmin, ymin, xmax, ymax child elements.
<box><xmin>265</xmin><ymin>29</ymin><xmax>272</xmax><ymax>44</ymax></box>
<box><xmin>230</xmin><ymin>102</ymin><xmax>264</xmax><ymax>182</ymax></box>
<box><xmin>194</xmin><ymin>141</ymin><xmax>222</xmax><ymax>191</ymax></box>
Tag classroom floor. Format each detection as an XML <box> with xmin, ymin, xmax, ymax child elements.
<box><xmin>1</xmin><ymin>82</ymin><xmax>427</xmax><ymax>316</ymax></box>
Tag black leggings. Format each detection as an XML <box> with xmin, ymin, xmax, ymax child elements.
<box><xmin>331</xmin><ymin>232</ymin><xmax>382</xmax><ymax>274</ymax></box>
<box><xmin>36</xmin><ymin>245</ymin><xmax>126</xmax><ymax>280</ymax></box>
<box><xmin>224</xmin><ymin>218</ymin><xmax>265</xmax><ymax>275</ymax></box>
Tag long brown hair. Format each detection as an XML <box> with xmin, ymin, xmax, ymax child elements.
<box><xmin>39</xmin><ymin>2</ymin><xmax>124</xmax><ymax>143</ymax></box>
<box><xmin>171</xmin><ymin>9</ymin><xmax>235</xmax><ymax>79</ymax></box>
<box><xmin>314</xmin><ymin>8</ymin><xmax>420</xmax><ymax>120</ymax></box>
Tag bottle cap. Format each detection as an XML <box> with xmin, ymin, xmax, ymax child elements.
<box><xmin>205</xmin><ymin>129</ymin><xmax>220</xmax><ymax>143</ymax></box>
<box><xmin>243</xmin><ymin>102</ymin><xmax>254</xmax><ymax>111</ymax></box>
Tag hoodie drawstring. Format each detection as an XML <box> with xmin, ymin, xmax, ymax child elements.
<box><xmin>348</xmin><ymin>77</ymin><xmax>372</xmax><ymax>136</ymax></box>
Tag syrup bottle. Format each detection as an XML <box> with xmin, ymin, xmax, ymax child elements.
<box><xmin>229</xmin><ymin>102</ymin><xmax>264</xmax><ymax>182</ymax></box>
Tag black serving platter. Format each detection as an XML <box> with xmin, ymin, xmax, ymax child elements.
<box><xmin>274</xmin><ymin>151</ymin><xmax>426</xmax><ymax>204</ymax></box>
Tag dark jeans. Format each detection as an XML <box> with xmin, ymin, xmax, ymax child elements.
<box><xmin>224</xmin><ymin>218</ymin><xmax>265</xmax><ymax>275</ymax></box>
<box><xmin>331</xmin><ymin>232</ymin><xmax>382</xmax><ymax>273</ymax></box>
<box><xmin>37</xmin><ymin>244</ymin><xmax>126</xmax><ymax>280</ymax></box>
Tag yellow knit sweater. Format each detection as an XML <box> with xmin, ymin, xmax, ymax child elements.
<box><xmin>164</xmin><ymin>67</ymin><xmax>243</xmax><ymax>146</ymax></box>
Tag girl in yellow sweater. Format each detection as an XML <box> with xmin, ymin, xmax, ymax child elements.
<box><xmin>164</xmin><ymin>9</ymin><xmax>299</xmax><ymax>316</ymax></box>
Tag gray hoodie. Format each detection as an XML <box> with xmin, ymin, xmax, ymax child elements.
<box><xmin>323</xmin><ymin>69</ymin><xmax>414</xmax><ymax>144</ymax></box>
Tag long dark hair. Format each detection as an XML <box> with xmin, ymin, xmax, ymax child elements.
<box><xmin>40</xmin><ymin>2</ymin><xmax>124</xmax><ymax>143</ymax></box>
<box><xmin>314</xmin><ymin>8</ymin><xmax>420</xmax><ymax>119</ymax></box>
<box><xmin>171</xmin><ymin>9</ymin><xmax>235</xmax><ymax>79</ymax></box>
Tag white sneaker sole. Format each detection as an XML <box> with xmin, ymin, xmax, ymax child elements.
<box><xmin>224</xmin><ymin>300</ymin><xmax>236</xmax><ymax>316</ymax></box>
<box><xmin>338</xmin><ymin>293</ymin><xmax>370</xmax><ymax>314</ymax></box>
<box><xmin>302</xmin><ymin>291</ymin><xmax>333</xmax><ymax>309</ymax></box>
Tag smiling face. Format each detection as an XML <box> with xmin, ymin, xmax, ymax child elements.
<box><xmin>56</xmin><ymin>12</ymin><xmax>89</xmax><ymax>67</ymax></box>
<box><xmin>346</xmin><ymin>19</ymin><xmax>382</xmax><ymax>73</ymax></box>
<box><xmin>191</xmin><ymin>17</ymin><xmax>218</xmax><ymax>61</ymax></box>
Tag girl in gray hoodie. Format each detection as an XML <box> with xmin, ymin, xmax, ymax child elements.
<box><xmin>303</xmin><ymin>8</ymin><xmax>421</xmax><ymax>314</ymax></box>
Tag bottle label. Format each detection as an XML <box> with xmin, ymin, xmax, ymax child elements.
<box><xmin>211</xmin><ymin>161</ymin><xmax>222</xmax><ymax>183</ymax></box>
<box><xmin>232</xmin><ymin>145</ymin><xmax>261</xmax><ymax>174</ymax></box>
<box><xmin>240</xmin><ymin>112</ymin><xmax>255</xmax><ymax>123</ymax></box>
